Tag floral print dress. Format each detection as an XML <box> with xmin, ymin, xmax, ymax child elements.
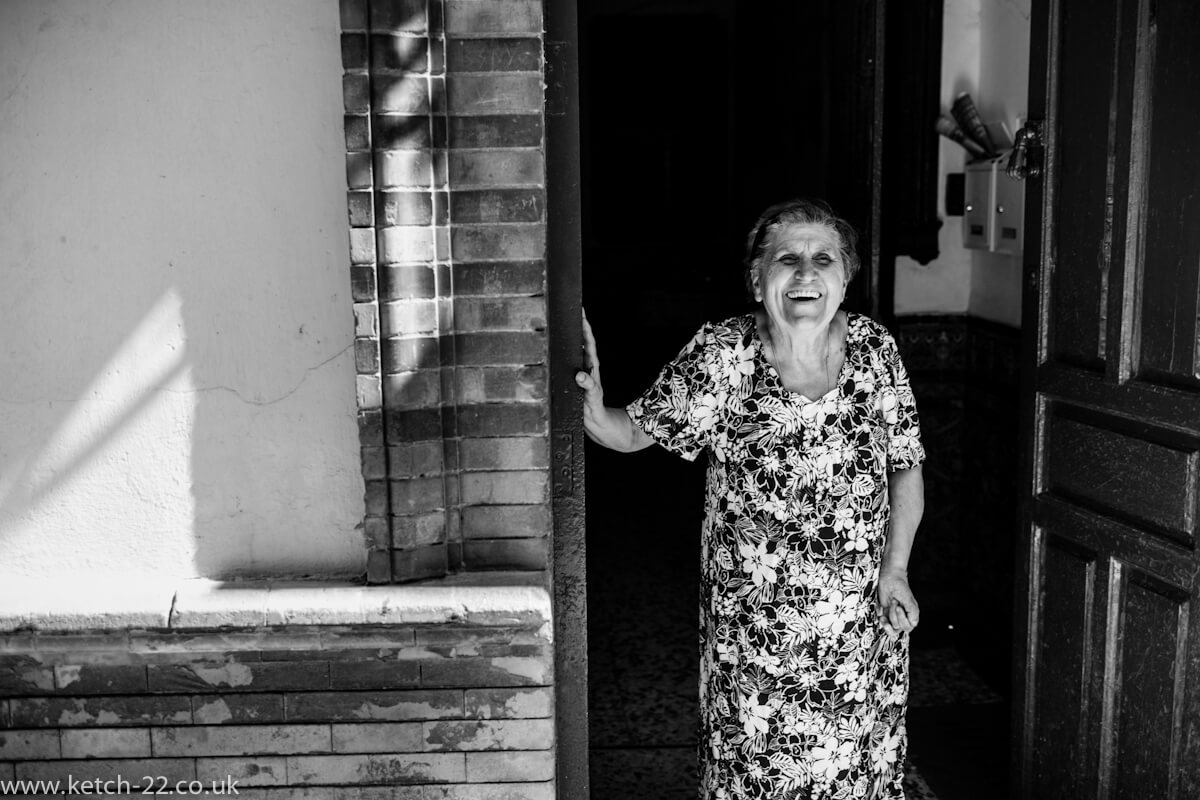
<box><xmin>627</xmin><ymin>312</ymin><xmax>925</xmax><ymax>800</ymax></box>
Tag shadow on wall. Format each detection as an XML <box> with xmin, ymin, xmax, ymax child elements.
<box><xmin>0</xmin><ymin>0</ymin><xmax>364</xmax><ymax>582</ymax></box>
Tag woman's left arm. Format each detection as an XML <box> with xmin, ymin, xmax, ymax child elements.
<box><xmin>879</xmin><ymin>464</ymin><xmax>925</xmax><ymax>633</ymax></box>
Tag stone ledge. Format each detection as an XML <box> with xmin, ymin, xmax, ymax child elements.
<box><xmin>0</xmin><ymin>574</ymin><xmax>550</xmax><ymax>635</ymax></box>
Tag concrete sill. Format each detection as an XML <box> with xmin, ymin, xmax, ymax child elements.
<box><xmin>0</xmin><ymin>573</ymin><xmax>550</xmax><ymax>634</ymax></box>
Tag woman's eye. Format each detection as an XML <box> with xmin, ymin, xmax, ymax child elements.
<box><xmin>814</xmin><ymin>254</ymin><xmax>832</xmax><ymax>265</ymax></box>
<box><xmin>778</xmin><ymin>255</ymin><xmax>799</xmax><ymax>266</ymax></box>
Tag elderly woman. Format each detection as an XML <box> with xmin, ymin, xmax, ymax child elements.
<box><xmin>576</xmin><ymin>198</ymin><xmax>925</xmax><ymax>799</ymax></box>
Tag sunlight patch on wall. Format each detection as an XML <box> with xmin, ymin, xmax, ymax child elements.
<box><xmin>0</xmin><ymin>289</ymin><xmax>197</xmax><ymax>581</ymax></box>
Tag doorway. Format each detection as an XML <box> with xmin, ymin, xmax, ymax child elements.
<box><xmin>577</xmin><ymin>2</ymin><xmax>1016</xmax><ymax>798</ymax></box>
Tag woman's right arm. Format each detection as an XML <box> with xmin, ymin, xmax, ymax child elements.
<box><xmin>575</xmin><ymin>313</ymin><xmax>654</xmax><ymax>453</ymax></box>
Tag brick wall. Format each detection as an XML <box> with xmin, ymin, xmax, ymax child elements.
<box><xmin>342</xmin><ymin>0</ymin><xmax>552</xmax><ymax>584</ymax></box>
<box><xmin>0</xmin><ymin>621</ymin><xmax>554</xmax><ymax>796</ymax></box>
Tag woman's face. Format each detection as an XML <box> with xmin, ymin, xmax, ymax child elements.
<box><xmin>752</xmin><ymin>221</ymin><xmax>848</xmax><ymax>331</ymax></box>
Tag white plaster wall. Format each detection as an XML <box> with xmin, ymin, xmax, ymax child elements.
<box><xmin>0</xmin><ymin>0</ymin><xmax>366</xmax><ymax>582</ymax></box>
<box><xmin>894</xmin><ymin>0</ymin><xmax>1029</xmax><ymax>328</ymax></box>
<box><xmin>969</xmin><ymin>0</ymin><xmax>1030</xmax><ymax>327</ymax></box>
<box><xmin>893</xmin><ymin>0</ymin><xmax>980</xmax><ymax>317</ymax></box>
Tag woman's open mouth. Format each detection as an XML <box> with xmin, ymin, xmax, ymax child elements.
<box><xmin>785</xmin><ymin>289</ymin><xmax>822</xmax><ymax>302</ymax></box>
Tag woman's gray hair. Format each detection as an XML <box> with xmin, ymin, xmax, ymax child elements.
<box><xmin>743</xmin><ymin>198</ymin><xmax>862</xmax><ymax>297</ymax></box>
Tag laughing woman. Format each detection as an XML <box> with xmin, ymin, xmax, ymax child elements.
<box><xmin>576</xmin><ymin>199</ymin><xmax>925</xmax><ymax>799</ymax></box>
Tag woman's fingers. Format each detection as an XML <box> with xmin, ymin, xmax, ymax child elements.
<box><xmin>579</xmin><ymin>310</ymin><xmax>603</xmax><ymax>401</ymax></box>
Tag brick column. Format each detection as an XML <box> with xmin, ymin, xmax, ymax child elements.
<box><xmin>445</xmin><ymin>1</ymin><xmax>550</xmax><ymax>571</ymax></box>
<box><xmin>342</xmin><ymin>0</ymin><xmax>550</xmax><ymax>582</ymax></box>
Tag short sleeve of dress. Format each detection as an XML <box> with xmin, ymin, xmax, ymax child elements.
<box><xmin>626</xmin><ymin>322</ymin><xmax>722</xmax><ymax>462</ymax></box>
<box><xmin>880</xmin><ymin>332</ymin><xmax>926</xmax><ymax>471</ymax></box>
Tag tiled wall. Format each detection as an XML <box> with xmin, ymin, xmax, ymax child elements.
<box><xmin>342</xmin><ymin>0</ymin><xmax>551</xmax><ymax>583</ymax></box>
<box><xmin>0</xmin><ymin>624</ymin><xmax>554</xmax><ymax>796</ymax></box>
<box><xmin>894</xmin><ymin>315</ymin><xmax>1020</xmax><ymax>660</ymax></box>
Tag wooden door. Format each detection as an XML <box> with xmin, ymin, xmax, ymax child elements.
<box><xmin>1016</xmin><ymin>0</ymin><xmax>1200</xmax><ymax>798</ymax></box>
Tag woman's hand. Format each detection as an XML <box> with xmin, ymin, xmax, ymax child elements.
<box><xmin>575</xmin><ymin>311</ymin><xmax>606</xmax><ymax>422</ymax></box>
<box><xmin>573</xmin><ymin>311</ymin><xmax>654</xmax><ymax>453</ymax></box>
<box><xmin>878</xmin><ymin>568</ymin><xmax>919</xmax><ymax>635</ymax></box>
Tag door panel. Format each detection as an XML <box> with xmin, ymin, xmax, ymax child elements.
<box><xmin>1020</xmin><ymin>0</ymin><xmax>1200</xmax><ymax>797</ymax></box>
<box><xmin>1111</xmin><ymin>570</ymin><xmax>1187</xmax><ymax>798</ymax></box>
<box><xmin>1048</xmin><ymin>0</ymin><xmax>1118</xmax><ymax>370</ymax></box>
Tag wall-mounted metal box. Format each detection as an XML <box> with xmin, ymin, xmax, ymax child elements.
<box><xmin>963</xmin><ymin>155</ymin><xmax>1025</xmax><ymax>255</ymax></box>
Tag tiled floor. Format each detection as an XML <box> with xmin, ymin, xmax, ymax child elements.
<box><xmin>587</xmin><ymin>458</ymin><xmax>1009</xmax><ymax>799</ymax></box>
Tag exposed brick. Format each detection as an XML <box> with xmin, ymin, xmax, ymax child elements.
<box><xmin>286</xmin><ymin>690</ymin><xmax>462</xmax><ymax>723</ymax></box>
<box><xmin>370</xmin><ymin>0</ymin><xmax>428</xmax><ymax>33</ymax></box>
<box><xmin>330</xmin><ymin>661</ymin><xmax>421</xmax><ymax>691</ymax></box>
<box><xmin>453</xmin><ymin>224</ymin><xmax>545</xmax><ymax>262</ymax></box>
<box><xmin>455</xmin><ymin>332</ymin><xmax>544</xmax><ymax>365</ymax></box>
<box><xmin>381</xmin><ymin>300</ymin><xmax>438</xmax><ymax>336</ymax></box>
<box><xmin>192</xmin><ymin>695</ymin><xmax>285</xmax><ymax>725</ymax></box>
<box><xmin>147</xmin><ymin>662</ymin><xmax>329</xmax><ymax>694</ymax></box>
<box><xmin>348</xmin><ymin>190</ymin><xmax>374</xmax><ymax>227</ymax></box>
<box><xmin>343</xmin><ymin>33</ymin><xmax>368</xmax><ymax>71</ymax></box>
<box><xmin>0</xmin><ymin>763</ymin><xmax>10</xmax><ymax>781</ymax></box>
<box><xmin>54</xmin><ymin>665</ymin><xmax>147</xmax><ymax>695</ymax></box>
<box><xmin>464</xmin><ymin>688</ymin><xmax>553</xmax><ymax>720</ymax></box>
<box><xmin>365</xmin><ymin>479</ymin><xmax>389</xmax><ymax>516</ymax></box>
<box><xmin>288</xmin><ymin>753</ymin><xmax>464</xmax><ymax>785</ymax></box>
<box><xmin>451</xmin><ymin>189</ymin><xmax>543</xmax><ymax>224</ymax></box>
<box><xmin>16</xmin><ymin>758</ymin><xmax>195</xmax><ymax>783</ymax></box>
<box><xmin>152</xmin><ymin>725</ymin><xmax>331</xmax><ymax>757</ymax></box>
<box><xmin>356</xmin><ymin>302</ymin><xmax>379</xmax><ymax>337</ymax></box>
<box><xmin>61</xmin><ymin>727</ymin><xmax>150</xmax><ymax>759</ymax></box>
<box><xmin>419</xmin><ymin>654</ymin><xmax>550</xmax><ymax>689</ymax></box>
<box><xmin>332</xmin><ymin>722</ymin><xmax>423</xmax><ymax>754</ymax></box>
<box><xmin>378</xmin><ymin>225</ymin><xmax>435</xmax><ymax>264</ymax></box>
<box><xmin>466</xmin><ymin>750</ymin><xmax>554</xmax><ymax>783</ymax></box>
<box><xmin>445</xmin><ymin>0</ymin><xmax>542</xmax><ymax>35</ymax></box>
<box><xmin>368</xmin><ymin>549</ymin><xmax>393</xmax><ymax>584</ymax></box>
<box><xmin>393</xmin><ymin>512</ymin><xmax>447</xmax><ymax>548</ymax></box>
<box><xmin>359</xmin><ymin>374</ymin><xmax>382</xmax><ymax>409</ymax></box>
<box><xmin>456</xmin><ymin>404</ymin><xmax>546</xmax><ymax>437</ymax></box>
<box><xmin>447</xmin><ymin>38</ymin><xmax>541</xmax><ymax>72</ymax></box>
<box><xmin>197</xmin><ymin>756</ymin><xmax>288</xmax><ymax>787</ymax></box>
<box><xmin>362</xmin><ymin>445</ymin><xmax>388</xmax><ymax>480</ymax></box>
<box><xmin>455</xmin><ymin>297</ymin><xmax>545</xmax><ymax>331</ymax></box>
<box><xmin>461</xmin><ymin>538</ymin><xmax>549</xmax><ymax>571</ymax></box>
<box><xmin>461</xmin><ymin>504</ymin><xmax>551</xmax><ymax>539</ymax></box>
<box><xmin>386</xmin><ymin>408</ymin><xmax>443</xmax><ymax>441</ymax></box>
<box><xmin>423</xmin><ymin>719</ymin><xmax>553</xmax><ymax>752</ymax></box>
<box><xmin>0</xmin><ymin>729</ymin><xmax>60</xmax><ymax>760</ymax></box>
<box><xmin>346</xmin><ymin>114</ymin><xmax>372</xmax><ymax>150</ymax></box>
<box><xmin>0</xmin><ymin>699</ymin><xmax>9</xmax><ymax>728</ymax></box>
<box><xmin>455</xmin><ymin>366</ymin><xmax>544</xmax><ymax>404</ymax></box>
<box><xmin>0</xmin><ymin>657</ymin><xmax>55</xmax><ymax>696</ymax></box>
<box><xmin>458</xmin><ymin>437</ymin><xmax>547</xmax><ymax>471</ymax></box>
<box><xmin>454</xmin><ymin>261</ymin><xmax>544</xmax><ymax>295</ymax></box>
<box><xmin>384</xmin><ymin>371</ymin><xmax>441</xmax><ymax>410</ymax></box>
<box><xmin>356</xmin><ymin>338</ymin><xmax>381</xmax><ymax>374</ymax></box>
<box><xmin>347</xmin><ymin>151</ymin><xmax>374</xmax><ymax>190</ymax></box>
<box><xmin>372</xmin><ymin>33</ymin><xmax>429</xmax><ymax>72</ymax></box>
<box><xmin>359</xmin><ymin>409</ymin><xmax>384</xmax><ymax>445</ymax></box>
<box><xmin>448</xmin><ymin>74</ymin><xmax>542</xmax><ymax>116</ymax></box>
<box><xmin>376</xmin><ymin>150</ymin><xmax>435</xmax><ymax>189</ymax></box>
<box><xmin>415</xmin><ymin>627</ymin><xmax>546</xmax><ymax>649</ymax></box>
<box><xmin>11</xmin><ymin>696</ymin><xmax>191</xmax><ymax>728</ymax></box>
<box><xmin>380</xmin><ymin>264</ymin><xmax>438</xmax><ymax>302</ymax></box>
<box><xmin>449</xmin><ymin>151</ymin><xmax>544</xmax><ymax>188</ymax></box>
<box><xmin>460</xmin><ymin>472</ymin><xmax>549</xmax><ymax>503</ymax></box>
<box><xmin>392</xmin><ymin>545</ymin><xmax>450</xmax><ymax>582</ymax></box>
<box><xmin>390</xmin><ymin>440</ymin><xmax>444</xmax><ymax>476</ymax></box>
<box><xmin>376</xmin><ymin>191</ymin><xmax>433</xmax><ymax>228</ymax></box>
<box><xmin>430</xmin><ymin>37</ymin><xmax>446</xmax><ymax>75</ymax></box>
<box><xmin>385</xmin><ymin>337</ymin><xmax>444</xmax><ymax>374</ymax></box>
<box><xmin>340</xmin><ymin>0</ymin><xmax>368</xmax><ymax>30</ymax></box>
<box><xmin>390</xmin><ymin>476</ymin><xmax>445</xmax><ymax>514</ymax></box>
<box><xmin>449</xmin><ymin>115</ymin><xmax>542</xmax><ymax>148</ymax></box>
<box><xmin>374</xmin><ymin>114</ymin><xmax>435</xmax><ymax>150</ymax></box>
<box><xmin>350</xmin><ymin>228</ymin><xmax>377</xmax><ymax>265</ymax></box>
<box><xmin>351</xmin><ymin>265</ymin><xmax>378</xmax><ymax>302</ymax></box>
<box><xmin>344</xmin><ymin>73</ymin><xmax>372</xmax><ymax>113</ymax></box>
